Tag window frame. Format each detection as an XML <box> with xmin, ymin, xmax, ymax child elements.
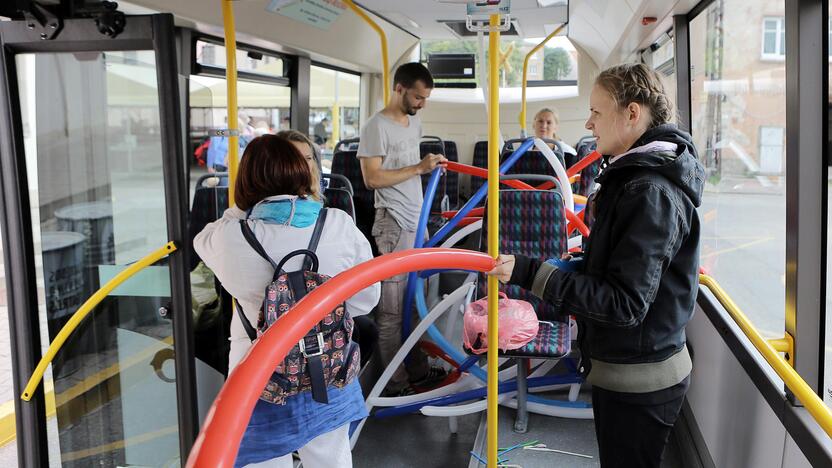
<box><xmin>418</xmin><ymin>37</ymin><xmax>580</xmax><ymax>90</ymax></box>
<box><xmin>191</xmin><ymin>34</ymin><xmax>292</xmax><ymax>87</ymax></box>
<box><xmin>761</xmin><ymin>16</ymin><xmax>786</xmax><ymax>61</ymax></box>
<box><xmin>308</xmin><ymin>61</ymin><xmax>362</xmax><ymax>147</ymax></box>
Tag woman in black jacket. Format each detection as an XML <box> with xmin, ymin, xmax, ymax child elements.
<box><xmin>490</xmin><ymin>63</ymin><xmax>705</xmax><ymax>467</ymax></box>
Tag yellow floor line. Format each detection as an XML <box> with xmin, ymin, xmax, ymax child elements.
<box><xmin>0</xmin><ymin>381</ymin><xmax>55</xmax><ymax>447</ymax></box>
<box><xmin>59</xmin><ymin>424</ymin><xmax>178</xmax><ymax>462</ymax></box>
<box><xmin>0</xmin><ymin>335</ymin><xmax>173</xmax><ymax>448</ymax></box>
<box><xmin>700</xmin><ymin>237</ymin><xmax>775</xmax><ymax>260</ymax></box>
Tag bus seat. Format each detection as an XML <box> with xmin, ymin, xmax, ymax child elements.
<box><xmin>322</xmin><ymin>173</ymin><xmax>356</xmax><ymax>223</ymax></box>
<box><xmin>331</xmin><ymin>138</ymin><xmax>379</xmax><ymax>256</ymax></box>
<box><xmin>189</xmin><ymin>174</ymin><xmax>229</xmax><ymax>271</ymax></box>
<box><xmin>470</xmin><ymin>140</ymin><xmax>489</xmax><ymax>197</ymax></box>
<box><xmin>500</xmin><ymin>141</ymin><xmax>566</xmax><ymax>184</ymax></box>
<box><xmin>420</xmin><ymin>140</ymin><xmax>449</xmax><ymax>235</ymax></box>
<box><xmin>572</xmin><ymin>138</ymin><xmax>601</xmax><ymax>197</ymax></box>
<box><xmin>478</xmin><ymin>187</ymin><xmax>572</xmax><ymax>433</ymax></box>
<box><xmin>443</xmin><ymin>140</ymin><xmax>460</xmax><ymax>208</ymax></box>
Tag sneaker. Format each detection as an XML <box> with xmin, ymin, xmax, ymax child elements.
<box><xmin>410</xmin><ymin>366</ymin><xmax>449</xmax><ymax>389</ymax></box>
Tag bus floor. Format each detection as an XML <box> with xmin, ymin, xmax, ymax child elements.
<box><xmin>353</xmin><ymin>386</ymin><xmax>686</xmax><ymax>467</ymax></box>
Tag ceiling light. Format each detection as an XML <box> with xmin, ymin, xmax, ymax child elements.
<box><xmin>537</xmin><ymin>0</ymin><xmax>565</xmax><ymax>7</ymax></box>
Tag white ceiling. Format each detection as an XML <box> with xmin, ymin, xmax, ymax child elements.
<box><xmin>119</xmin><ymin>1</ymin><xmax>707</xmax><ymax>74</ymax></box>
<box><xmin>569</xmin><ymin>0</ymin><xmax>702</xmax><ymax>68</ymax></box>
<box><xmin>357</xmin><ymin>0</ymin><xmax>569</xmax><ymax>40</ymax></box>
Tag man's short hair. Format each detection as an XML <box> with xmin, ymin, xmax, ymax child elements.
<box><xmin>393</xmin><ymin>62</ymin><xmax>434</xmax><ymax>89</ymax></box>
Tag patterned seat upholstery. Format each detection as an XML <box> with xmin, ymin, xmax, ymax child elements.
<box><xmin>500</xmin><ymin>145</ymin><xmax>565</xmax><ymax>184</ymax></box>
<box><xmin>469</xmin><ymin>141</ymin><xmax>489</xmax><ymax>196</ymax></box>
<box><xmin>572</xmin><ymin>139</ymin><xmax>601</xmax><ymax>197</ymax></box>
<box><xmin>419</xmin><ymin>140</ymin><xmax>448</xmax><ymax>214</ymax></box>
<box><xmin>473</xmin><ymin>189</ymin><xmax>574</xmax><ymax>432</ymax></box>
<box><xmin>331</xmin><ymin>146</ymin><xmax>378</xmax><ymax>256</ymax></box>
<box><xmin>443</xmin><ymin>141</ymin><xmax>460</xmax><ymax>208</ymax></box>
<box><xmin>420</xmin><ymin>140</ymin><xmax>449</xmax><ymax>236</ymax></box>
<box><xmin>502</xmin><ymin>320</ymin><xmax>570</xmax><ymax>358</ymax></box>
<box><xmin>484</xmin><ymin>189</ymin><xmax>573</xmax><ymax>358</ymax></box>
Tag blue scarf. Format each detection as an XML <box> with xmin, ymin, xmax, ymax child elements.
<box><xmin>248</xmin><ymin>197</ymin><xmax>322</xmax><ymax>228</ymax></box>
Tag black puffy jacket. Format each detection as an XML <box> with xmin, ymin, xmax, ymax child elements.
<box><xmin>510</xmin><ymin>125</ymin><xmax>705</xmax><ymax>390</ymax></box>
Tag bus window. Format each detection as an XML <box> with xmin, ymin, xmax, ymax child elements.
<box><xmin>690</xmin><ymin>0</ymin><xmax>787</xmax><ymax>338</ymax></box>
<box><xmin>309</xmin><ymin>65</ymin><xmax>361</xmax><ymax>170</ymax></box>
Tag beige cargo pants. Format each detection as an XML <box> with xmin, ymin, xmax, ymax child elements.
<box><xmin>372</xmin><ymin>208</ymin><xmax>430</xmax><ymax>392</ymax></box>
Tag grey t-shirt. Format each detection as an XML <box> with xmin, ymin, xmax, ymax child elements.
<box><xmin>357</xmin><ymin>113</ymin><xmax>423</xmax><ymax>231</ymax></box>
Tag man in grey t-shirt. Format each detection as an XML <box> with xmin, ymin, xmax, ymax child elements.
<box><xmin>358</xmin><ymin>63</ymin><xmax>447</xmax><ymax>396</ymax></box>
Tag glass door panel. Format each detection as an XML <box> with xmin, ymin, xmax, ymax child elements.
<box><xmin>16</xmin><ymin>49</ymin><xmax>180</xmax><ymax>467</ymax></box>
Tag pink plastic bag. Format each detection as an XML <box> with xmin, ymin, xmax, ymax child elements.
<box><xmin>463</xmin><ymin>292</ymin><xmax>539</xmax><ymax>354</ymax></box>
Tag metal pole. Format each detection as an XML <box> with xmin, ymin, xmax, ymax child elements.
<box><xmin>344</xmin><ymin>0</ymin><xmax>389</xmax><ymax>105</ymax></box>
<box><xmin>519</xmin><ymin>24</ymin><xmax>566</xmax><ymax>136</ymax></box>
<box><xmin>222</xmin><ymin>0</ymin><xmax>239</xmax><ymax>206</ymax></box>
<box><xmin>486</xmin><ymin>13</ymin><xmax>501</xmax><ymax>468</ymax></box>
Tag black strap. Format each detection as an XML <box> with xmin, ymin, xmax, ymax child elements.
<box><xmin>235</xmin><ymin>208</ymin><xmax>328</xmax><ymax>342</ymax></box>
<box><xmin>304</xmin><ymin>208</ymin><xmax>327</xmax><ymax>270</ymax></box>
<box><xmin>239</xmin><ymin>220</ymin><xmax>279</xmax><ymax>271</ymax></box>
<box><xmin>307</xmin><ymin>355</ymin><xmax>328</xmax><ymax>404</ymax></box>
<box><xmin>288</xmin><ymin>271</ymin><xmax>309</xmax><ymax>301</ymax></box>
<box><xmin>235</xmin><ymin>298</ymin><xmax>258</xmax><ymax>342</ymax></box>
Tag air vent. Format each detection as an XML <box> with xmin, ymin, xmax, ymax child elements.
<box><xmin>438</xmin><ymin>19</ymin><xmax>520</xmax><ymax>37</ymax></box>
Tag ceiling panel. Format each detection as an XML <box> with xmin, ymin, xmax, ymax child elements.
<box><xmin>357</xmin><ymin>0</ymin><xmax>568</xmax><ymax>40</ymax></box>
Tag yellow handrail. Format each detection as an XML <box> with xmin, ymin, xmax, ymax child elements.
<box><xmin>767</xmin><ymin>333</ymin><xmax>794</xmax><ymax>366</ymax></box>
<box><xmin>519</xmin><ymin>24</ymin><xmax>566</xmax><ymax>136</ymax></box>
<box><xmin>21</xmin><ymin>242</ymin><xmax>177</xmax><ymax>401</ymax></box>
<box><xmin>698</xmin><ymin>274</ymin><xmax>832</xmax><ymax>438</ymax></box>
<box><xmin>344</xmin><ymin>0</ymin><xmax>389</xmax><ymax>105</ymax></box>
<box><xmin>222</xmin><ymin>0</ymin><xmax>239</xmax><ymax>206</ymax></box>
<box><xmin>486</xmin><ymin>14</ymin><xmax>501</xmax><ymax>468</ymax></box>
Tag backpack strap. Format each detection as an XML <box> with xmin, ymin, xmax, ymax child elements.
<box><xmin>304</xmin><ymin>208</ymin><xmax>327</xmax><ymax>270</ymax></box>
<box><xmin>235</xmin><ymin>220</ymin><xmax>277</xmax><ymax>342</ymax></box>
<box><xmin>239</xmin><ymin>220</ymin><xmax>280</xmax><ymax>271</ymax></box>
<box><xmin>234</xmin><ymin>210</ymin><xmax>327</xmax><ymax>344</ymax></box>
<box><xmin>234</xmin><ymin>298</ymin><xmax>258</xmax><ymax>342</ymax></box>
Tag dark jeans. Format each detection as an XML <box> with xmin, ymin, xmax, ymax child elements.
<box><xmin>591</xmin><ymin>375</ymin><xmax>690</xmax><ymax>468</ymax></box>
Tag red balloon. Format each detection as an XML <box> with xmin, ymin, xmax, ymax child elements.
<box><xmin>566</xmin><ymin>209</ymin><xmax>590</xmax><ymax>237</ymax></box>
<box><xmin>187</xmin><ymin>248</ymin><xmax>496</xmax><ymax>467</ymax></box>
<box><xmin>445</xmin><ymin>161</ymin><xmax>535</xmax><ymax>190</ymax></box>
<box><xmin>566</xmin><ymin>151</ymin><xmax>602</xmax><ymax>178</ymax></box>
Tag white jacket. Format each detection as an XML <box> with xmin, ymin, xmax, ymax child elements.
<box><xmin>193</xmin><ymin>196</ymin><xmax>380</xmax><ymax>369</ymax></box>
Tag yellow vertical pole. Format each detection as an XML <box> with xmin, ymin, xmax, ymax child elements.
<box><xmin>332</xmin><ymin>70</ymin><xmax>340</xmax><ymax>146</ymax></box>
<box><xmin>222</xmin><ymin>0</ymin><xmax>239</xmax><ymax>206</ymax></box>
<box><xmin>344</xmin><ymin>0</ymin><xmax>389</xmax><ymax>105</ymax></box>
<box><xmin>331</xmin><ymin>104</ymin><xmax>340</xmax><ymax>147</ymax></box>
<box><xmin>519</xmin><ymin>24</ymin><xmax>565</xmax><ymax>136</ymax></box>
<box><xmin>486</xmin><ymin>13</ymin><xmax>501</xmax><ymax>468</ymax></box>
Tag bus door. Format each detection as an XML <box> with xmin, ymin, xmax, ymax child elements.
<box><xmin>0</xmin><ymin>12</ymin><xmax>196</xmax><ymax>467</ymax></box>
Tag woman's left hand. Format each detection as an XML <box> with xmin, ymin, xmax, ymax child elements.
<box><xmin>487</xmin><ymin>254</ymin><xmax>515</xmax><ymax>284</ymax></box>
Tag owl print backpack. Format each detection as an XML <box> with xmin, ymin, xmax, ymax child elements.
<box><xmin>235</xmin><ymin>209</ymin><xmax>360</xmax><ymax>405</ymax></box>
